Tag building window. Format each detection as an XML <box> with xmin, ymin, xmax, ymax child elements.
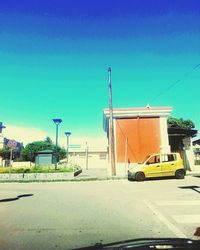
<box><xmin>99</xmin><ymin>154</ymin><xmax>107</xmax><ymax>160</ymax></box>
<box><xmin>78</xmin><ymin>153</ymin><xmax>85</xmax><ymax>158</ymax></box>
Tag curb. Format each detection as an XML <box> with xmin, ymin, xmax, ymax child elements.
<box><xmin>0</xmin><ymin>169</ymin><xmax>83</xmax><ymax>183</ymax></box>
<box><xmin>73</xmin><ymin>176</ymin><xmax>127</xmax><ymax>181</ymax></box>
<box><xmin>0</xmin><ymin>178</ymin><xmax>127</xmax><ymax>183</ymax></box>
<box><xmin>0</xmin><ymin>176</ymin><xmax>127</xmax><ymax>183</ymax></box>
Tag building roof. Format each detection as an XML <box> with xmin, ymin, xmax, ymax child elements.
<box><xmin>35</xmin><ymin>150</ymin><xmax>53</xmax><ymax>154</ymax></box>
<box><xmin>193</xmin><ymin>138</ymin><xmax>200</xmax><ymax>145</ymax></box>
<box><xmin>103</xmin><ymin>106</ymin><xmax>172</xmax><ymax>132</ymax></box>
<box><xmin>168</xmin><ymin>128</ymin><xmax>198</xmax><ymax>138</ymax></box>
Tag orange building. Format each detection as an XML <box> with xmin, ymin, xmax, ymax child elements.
<box><xmin>103</xmin><ymin>106</ymin><xmax>172</xmax><ymax>176</ymax></box>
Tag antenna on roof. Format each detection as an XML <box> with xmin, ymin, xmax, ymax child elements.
<box><xmin>146</xmin><ymin>104</ymin><xmax>150</xmax><ymax>109</ymax></box>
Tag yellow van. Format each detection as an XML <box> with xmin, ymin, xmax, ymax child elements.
<box><xmin>128</xmin><ymin>153</ymin><xmax>185</xmax><ymax>181</ymax></box>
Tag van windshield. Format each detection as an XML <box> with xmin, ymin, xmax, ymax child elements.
<box><xmin>139</xmin><ymin>155</ymin><xmax>151</xmax><ymax>164</ymax></box>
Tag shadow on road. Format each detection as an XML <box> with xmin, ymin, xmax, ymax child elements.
<box><xmin>128</xmin><ymin>176</ymin><xmax>176</xmax><ymax>182</ymax></box>
<box><xmin>179</xmin><ymin>185</ymin><xmax>200</xmax><ymax>194</ymax></box>
<box><xmin>0</xmin><ymin>194</ymin><xmax>34</xmax><ymax>203</ymax></box>
<box><xmin>145</xmin><ymin>176</ymin><xmax>176</xmax><ymax>182</ymax></box>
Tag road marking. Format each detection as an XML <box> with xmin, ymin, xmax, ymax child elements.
<box><xmin>155</xmin><ymin>200</ymin><xmax>200</xmax><ymax>206</ymax></box>
<box><xmin>172</xmin><ymin>215</ymin><xmax>200</xmax><ymax>224</ymax></box>
<box><xmin>145</xmin><ymin>201</ymin><xmax>187</xmax><ymax>238</ymax></box>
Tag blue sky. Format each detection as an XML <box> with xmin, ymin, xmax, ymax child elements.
<box><xmin>0</xmin><ymin>0</ymin><xmax>200</xmax><ymax>141</ymax></box>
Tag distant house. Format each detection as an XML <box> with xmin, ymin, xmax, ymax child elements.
<box><xmin>68</xmin><ymin>147</ymin><xmax>109</xmax><ymax>170</ymax></box>
<box><xmin>168</xmin><ymin>128</ymin><xmax>197</xmax><ymax>170</ymax></box>
<box><xmin>193</xmin><ymin>138</ymin><xmax>200</xmax><ymax>162</ymax></box>
<box><xmin>103</xmin><ymin>106</ymin><xmax>172</xmax><ymax>176</ymax></box>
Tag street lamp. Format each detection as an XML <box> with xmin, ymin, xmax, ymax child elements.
<box><xmin>0</xmin><ymin>122</ymin><xmax>6</xmax><ymax>151</ymax></box>
<box><xmin>0</xmin><ymin>122</ymin><xmax>6</xmax><ymax>133</ymax></box>
<box><xmin>65</xmin><ymin>131</ymin><xmax>71</xmax><ymax>163</ymax></box>
<box><xmin>52</xmin><ymin>118</ymin><xmax>62</xmax><ymax>169</ymax></box>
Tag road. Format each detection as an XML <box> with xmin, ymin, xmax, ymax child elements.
<box><xmin>0</xmin><ymin>176</ymin><xmax>200</xmax><ymax>249</ymax></box>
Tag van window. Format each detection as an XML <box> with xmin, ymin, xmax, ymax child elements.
<box><xmin>146</xmin><ymin>155</ymin><xmax>160</xmax><ymax>164</ymax></box>
<box><xmin>161</xmin><ymin>154</ymin><xmax>175</xmax><ymax>162</ymax></box>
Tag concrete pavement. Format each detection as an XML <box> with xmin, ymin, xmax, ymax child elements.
<box><xmin>76</xmin><ymin>165</ymin><xmax>200</xmax><ymax>181</ymax></box>
<box><xmin>75</xmin><ymin>166</ymin><xmax>200</xmax><ymax>181</ymax></box>
<box><xmin>186</xmin><ymin>165</ymin><xmax>200</xmax><ymax>176</ymax></box>
<box><xmin>1</xmin><ymin>165</ymin><xmax>200</xmax><ymax>183</ymax></box>
<box><xmin>75</xmin><ymin>168</ymin><xmax>109</xmax><ymax>179</ymax></box>
<box><xmin>0</xmin><ymin>176</ymin><xmax>200</xmax><ymax>249</ymax></box>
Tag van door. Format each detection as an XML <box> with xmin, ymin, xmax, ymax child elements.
<box><xmin>161</xmin><ymin>154</ymin><xmax>176</xmax><ymax>176</ymax></box>
<box><xmin>144</xmin><ymin>155</ymin><xmax>162</xmax><ymax>178</ymax></box>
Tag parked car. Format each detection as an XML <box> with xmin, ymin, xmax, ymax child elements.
<box><xmin>128</xmin><ymin>153</ymin><xmax>185</xmax><ymax>181</ymax></box>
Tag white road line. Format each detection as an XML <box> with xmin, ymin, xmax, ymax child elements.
<box><xmin>145</xmin><ymin>200</ymin><xmax>187</xmax><ymax>238</ymax></box>
<box><xmin>172</xmin><ymin>215</ymin><xmax>200</xmax><ymax>224</ymax></box>
<box><xmin>155</xmin><ymin>200</ymin><xmax>200</xmax><ymax>206</ymax></box>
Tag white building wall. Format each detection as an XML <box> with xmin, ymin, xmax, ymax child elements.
<box><xmin>159</xmin><ymin>116</ymin><xmax>171</xmax><ymax>153</ymax></box>
<box><xmin>68</xmin><ymin>152</ymin><xmax>109</xmax><ymax>170</ymax></box>
<box><xmin>183</xmin><ymin>137</ymin><xmax>195</xmax><ymax>171</ymax></box>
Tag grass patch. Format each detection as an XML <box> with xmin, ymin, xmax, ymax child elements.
<box><xmin>0</xmin><ymin>165</ymin><xmax>80</xmax><ymax>174</ymax></box>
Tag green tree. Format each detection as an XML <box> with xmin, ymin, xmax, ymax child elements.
<box><xmin>0</xmin><ymin>146</ymin><xmax>21</xmax><ymax>160</ymax></box>
<box><xmin>58</xmin><ymin>147</ymin><xmax>67</xmax><ymax>161</ymax></box>
<box><xmin>21</xmin><ymin>137</ymin><xmax>66</xmax><ymax>162</ymax></box>
<box><xmin>168</xmin><ymin>117</ymin><xmax>195</xmax><ymax>130</ymax></box>
<box><xmin>0</xmin><ymin>147</ymin><xmax>11</xmax><ymax>159</ymax></box>
<box><xmin>45</xmin><ymin>136</ymin><xmax>53</xmax><ymax>144</ymax></box>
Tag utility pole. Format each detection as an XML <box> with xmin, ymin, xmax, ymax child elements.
<box><xmin>9</xmin><ymin>148</ymin><xmax>13</xmax><ymax>180</ymax></box>
<box><xmin>108</xmin><ymin>67</ymin><xmax>116</xmax><ymax>176</ymax></box>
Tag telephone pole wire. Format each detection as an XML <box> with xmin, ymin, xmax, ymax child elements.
<box><xmin>108</xmin><ymin>67</ymin><xmax>116</xmax><ymax>176</ymax></box>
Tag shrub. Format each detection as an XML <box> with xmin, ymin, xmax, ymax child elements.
<box><xmin>195</xmin><ymin>160</ymin><xmax>200</xmax><ymax>165</ymax></box>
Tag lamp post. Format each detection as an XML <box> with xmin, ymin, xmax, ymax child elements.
<box><xmin>65</xmin><ymin>132</ymin><xmax>71</xmax><ymax>163</ymax></box>
<box><xmin>52</xmin><ymin>118</ymin><xmax>62</xmax><ymax>170</ymax></box>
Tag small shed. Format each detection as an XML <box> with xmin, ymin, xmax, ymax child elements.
<box><xmin>35</xmin><ymin>150</ymin><xmax>53</xmax><ymax>166</ymax></box>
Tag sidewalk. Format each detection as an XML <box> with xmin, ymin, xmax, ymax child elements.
<box><xmin>186</xmin><ymin>165</ymin><xmax>200</xmax><ymax>176</ymax></box>
<box><xmin>74</xmin><ymin>168</ymin><xmax>126</xmax><ymax>181</ymax></box>
<box><xmin>75</xmin><ymin>166</ymin><xmax>200</xmax><ymax>181</ymax></box>
<box><xmin>1</xmin><ymin>166</ymin><xmax>199</xmax><ymax>183</ymax></box>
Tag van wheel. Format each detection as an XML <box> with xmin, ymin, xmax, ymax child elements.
<box><xmin>135</xmin><ymin>172</ymin><xmax>145</xmax><ymax>182</ymax></box>
<box><xmin>175</xmin><ymin>169</ymin><xmax>185</xmax><ymax>179</ymax></box>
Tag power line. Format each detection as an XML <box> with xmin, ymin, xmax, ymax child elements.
<box><xmin>150</xmin><ymin>63</ymin><xmax>200</xmax><ymax>103</ymax></box>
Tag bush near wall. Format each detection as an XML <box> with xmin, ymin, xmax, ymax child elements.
<box><xmin>195</xmin><ymin>160</ymin><xmax>200</xmax><ymax>165</ymax></box>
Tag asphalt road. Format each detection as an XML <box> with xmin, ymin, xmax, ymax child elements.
<box><xmin>0</xmin><ymin>176</ymin><xmax>200</xmax><ymax>249</ymax></box>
